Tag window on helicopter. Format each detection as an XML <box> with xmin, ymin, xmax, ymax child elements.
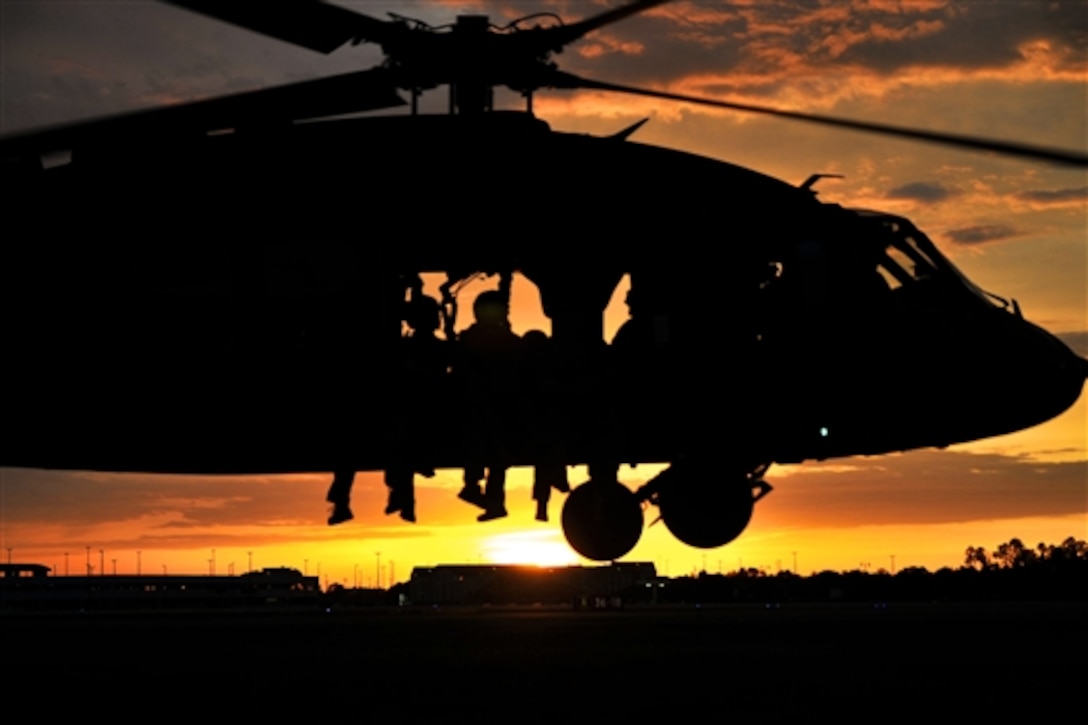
<box><xmin>875</xmin><ymin>258</ymin><xmax>906</xmax><ymax>290</ymax></box>
<box><xmin>896</xmin><ymin>224</ymin><xmax>1010</xmax><ymax>309</ymax></box>
<box><xmin>876</xmin><ymin>232</ymin><xmax>942</xmax><ymax>290</ymax></box>
<box><xmin>897</xmin><ymin>234</ymin><xmax>941</xmax><ymax>279</ymax></box>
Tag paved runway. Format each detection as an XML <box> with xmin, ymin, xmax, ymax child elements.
<box><xmin>3</xmin><ymin>604</ymin><xmax>1082</xmax><ymax>720</ymax></box>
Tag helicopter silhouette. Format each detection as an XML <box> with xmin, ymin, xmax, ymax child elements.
<box><xmin>2</xmin><ymin>0</ymin><xmax>1085</xmax><ymax>561</ymax></box>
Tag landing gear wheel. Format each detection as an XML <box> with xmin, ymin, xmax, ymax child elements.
<box><xmin>561</xmin><ymin>481</ymin><xmax>643</xmax><ymax>561</ymax></box>
<box><xmin>658</xmin><ymin>477</ymin><xmax>766</xmax><ymax>549</ymax></box>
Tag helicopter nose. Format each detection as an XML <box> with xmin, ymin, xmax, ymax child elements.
<box><xmin>1035</xmin><ymin>329</ymin><xmax>1087</xmax><ymax>413</ymax></box>
<box><xmin>1075</xmin><ymin>354</ymin><xmax>1088</xmax><ymax>383</ymax></box>
<box><xmin>986</xmin><ymin>320</ymin><xmax>1088</xmax><ymax>433</ymax></box>
<box><xmin>1054</xmin><ymin>336</ymin><xmax>1087</xmax><ymax>378</ymax></box>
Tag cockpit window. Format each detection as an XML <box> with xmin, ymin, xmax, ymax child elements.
<box><xmin>878</xmin><ymin>247</ymin><xmax>912</xmax><ymax>289</ymax></box>
<box><xmin>857</xmin><ymin>210</ymin><xmax>1006</xmax><ymax>309</ymax></box>
<box><xmin>862</xmin><ymin>215</ymin><xmax>945</xmax><ymax>290</ymax></box>
<box><xmin>878</xmin><ymin>234</ymin><xmax>940</xmax><ymax>288</ymax></box>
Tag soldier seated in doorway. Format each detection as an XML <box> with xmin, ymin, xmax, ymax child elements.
<box><xmin>384</xmin><ymin>292</ymin><xmax>448</xmax><ymax>522</ymax></box>
<box><xmin>456</xmin><ymin>288</ymin><xmax>522</xmax><ymax>522</ymax></box>
<box><xmin>522</xmin><ymin>329</ymin><xmax>570</xmax><ymax>521</ymax></box>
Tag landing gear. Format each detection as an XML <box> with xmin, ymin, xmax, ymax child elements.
<box><xmin>558</xmin><ymin>463</ymin><xmax>773</xmax><ymax>560</ymax></box>
<box><xmin>561</xmin><ymin>479</ymin><xmax>644</xmax><ymax>561</ymax></box>
<box><xmin>643</xmin><ymin>463</ymin><xmax>772</xmax><ymax>549</ymax></box>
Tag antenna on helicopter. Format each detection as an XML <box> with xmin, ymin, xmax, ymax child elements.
<box><xmin>800</xmin><ymin>174</ymin><xmax>845</xmax><ymax>192</ymax></box>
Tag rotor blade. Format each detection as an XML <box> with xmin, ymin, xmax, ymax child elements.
<box><xmin>161</xmin><ymin>0</ymin><xmax>392</xmax><ymax>53</ymax></box>
<box><xmin>0</xmin><ymin>68</ymin><xmax>404</xmax><ymax>159</ymax></box>
<box><xmin>548</xmin><ymin>71</ymin><xmax>1088</xmax><ymax>167</ymax></box>
<box><xmin>542</xmin><ymin>0</ymin><xmax>673</xmax><ymax>51</ymax></box>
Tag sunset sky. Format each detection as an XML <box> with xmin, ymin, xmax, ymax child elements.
<box><xmin>1</xmin><ymin>1</ymin><xmax>1084</xmax><ymax>585</ymax></box>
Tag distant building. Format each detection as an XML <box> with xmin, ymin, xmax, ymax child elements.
<box><xmin>0</xmin><ymin>566</ymin><xmax>320</xmax><ymax>611</ymax></box>
<box><xmin>0</xmin><ymin>564</ymin><xmax>51</xmax><ymax>579</ymax></box>
<box><xmin>408</xmin><ymin>562</ymin><xmax>657</xmax><ymax>606</ymax></box>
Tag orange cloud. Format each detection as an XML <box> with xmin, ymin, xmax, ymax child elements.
<box><xmin>576</xmin><ymin>31</ymin><xmax>646</xmax><ymax>59</ymax></box>
<box><xmin>817</xmin><ymin>19</ymin><xmax>946</xmax><ymax>59</ymax></box>
<box><xmin>646</xmin><ymin>0</ymin><xmax>741</xmax><ymax>26</ymax></box>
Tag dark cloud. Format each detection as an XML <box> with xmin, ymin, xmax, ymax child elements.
<box><xmin>6</xmin><ymin>1</ymin><xmax>1084</xmax><ymax>135</ymax></box>
<box><xmin>764</xmin><ymin>449</ymin><xmax>1087</xmax><ymax>528</ymax></box>
<box><xmin>887</xmin><ymin>181</ymin><xmax>956</xmax><ymax>203</ymax></box>
<box><xmin>558</xmin><ymin>0</ymin><xmax>1088</xmax><ymax>91</ymax></box>
<box><xmin>0</xmin><ymin>468</ymin><xmax>379</xmax><ymax>528</ymax></box>
<box><xmin>1057</xmin><ymin>331</ymin><xmax>1088</xmax><ymax>357</ymax></box>
<box><xmin>4</xmin><ymin>447</ymin><xmax>1085</xmax><ymax>543</ymax></box>
<box><xmin>0</xmin><ymin>465</ymin><xmax>492</xmax><ymax>537</ymax></box>
<box><xmin>0</xmin><ymin>0</ymin><xmax>386</xmax><ymax>132</ymax></box>
<box><xmin>40</xmin><ymin>524</ymin><xmax>432</xmax><ymax>554</ymax></box>
<box><xmin>946</xmin><ymin>224</ymin><xmax>1019</xmax><ymax>245</ymax></box>
<box><xmin>828</xmin><ymin>1</ymin><xmax>1086</xmax><ymax>74</ymax></box>
<box><xmin>1016</xmin><ymin>186</ymin><xmax>1088</xmax><ymax>204</ymax></box>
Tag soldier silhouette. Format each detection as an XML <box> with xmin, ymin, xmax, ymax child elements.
<box><xmin>384</xmin><ymin>290</ymin><xmax>447</xmax><ymax>522</ymax></box>
<box><xmin>456</xmin><ymin>283</ymin><xmax>522</xmax><ymax>521</ymax></box>
<box><xmin>522</xmin><ymin>329</ymin><xmax>569</xmax><ymax>521</ymax></box>
<box><xmin>327</xmin><ymin>279</ymin><xmax>447</xmax><ymax>526</ymax></box>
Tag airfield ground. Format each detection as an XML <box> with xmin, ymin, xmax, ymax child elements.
<box><xmin>2</xmin><ymin>604</ymin><xmax>1081</xmax><ymax>720</ymax></box>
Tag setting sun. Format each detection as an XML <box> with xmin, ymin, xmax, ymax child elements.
<box><xmin>482</xmin><ymin>530</ymin><xmax>582</xmax><ymax>567</ymax></box>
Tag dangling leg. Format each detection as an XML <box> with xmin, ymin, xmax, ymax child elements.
<box><xmin>385</xmin><ymin>468</ymin><xmax>417</xmax><ymax>523</ymax></box>
<box><xmin>458</xmin><ymin>464</ymin><xmax>487</xmax><ymax>509</ymax></box>
<box><xmin>532</xmin><ymin>465</ymin><xmax>551</xmax><ymax>522</ymax></box>
<box><xmin>550</xmin><ymin>462</ymin><xmax>570</xmax><ymax>493</ymax></box>
<box><xmin>327</xmin><ymin>469</ymin><xmax>355</xmax><ymax>525</ymax></box>
<box><xmin>478</xmin><ymin>466</ymin><xmax>508</xmax><ymax>521</ymax></box>
<box><xmin>399</xmin><ymin>475</ymin><xmax>417</xmax><ymax>523</ymax></box>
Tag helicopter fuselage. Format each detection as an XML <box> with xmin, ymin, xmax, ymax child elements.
<box><xmin>3</xmin><ymin>112</ymin><xmax>1084</xmax><ymax>477</ymax></box>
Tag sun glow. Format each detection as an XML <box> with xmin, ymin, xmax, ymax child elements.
<box><xmin>481</xmin><ymin>530</ymin><xmax>581</xmax><ymax>567</ymax></box>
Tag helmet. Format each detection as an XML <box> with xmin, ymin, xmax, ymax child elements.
<box><xmin>405</xmin><ymin>295</ymin><xmax>440</xmax><ymax>331</ymax></box>
<box><xmin>472</xmin><ymin>290</ymin><xmax>508</xmax><ymax>325</ymax></box>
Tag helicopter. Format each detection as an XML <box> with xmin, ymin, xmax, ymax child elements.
<box><xmin>2</xmin><ymin>0</ymin><xmax>1086</xmax><ymax>562</ymax></box>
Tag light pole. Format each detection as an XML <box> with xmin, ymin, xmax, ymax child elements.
<box><xmin>137</xmin><ymin>550</ymin><xmax>141</xmax><ymax>576</ymax></box>
<box><xmin>247</xmin><ymin>551</ymin><xmax>253</xmax><ymax>573</ymax></box>
<box><xmin>64</xmin><ymin>552</ymin><xmax>69</xmax><ymax>576</ymax></box>
<box><xmin>375</xmin><ymin>551</ymin><xmax>381</xmax><ymax>590</ymax></box>
<box><xmin>99</xmin><ymin>549</ymin><xmax>104</xmax><ymax>577</ymax></box>
<box><xmin>85</xmin><ymin>546</ymin><xmax>91</xmax><ymax>575</ymax></box>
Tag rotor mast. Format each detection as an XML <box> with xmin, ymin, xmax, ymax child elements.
<box><xmin>449</xmin><ymin>16</ymin><xmax>494</xmax><ymax>115</ymax></box>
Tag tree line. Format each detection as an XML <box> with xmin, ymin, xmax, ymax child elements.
<box><xmin>963</xmin><ymin>536</ymin><xmax>1086</xmax><ymax>571</ymax></box>
<box><xmin>649</xmin><ymin>537</ymin><xmax>1087</xmax><ymax>604</ymax></box>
